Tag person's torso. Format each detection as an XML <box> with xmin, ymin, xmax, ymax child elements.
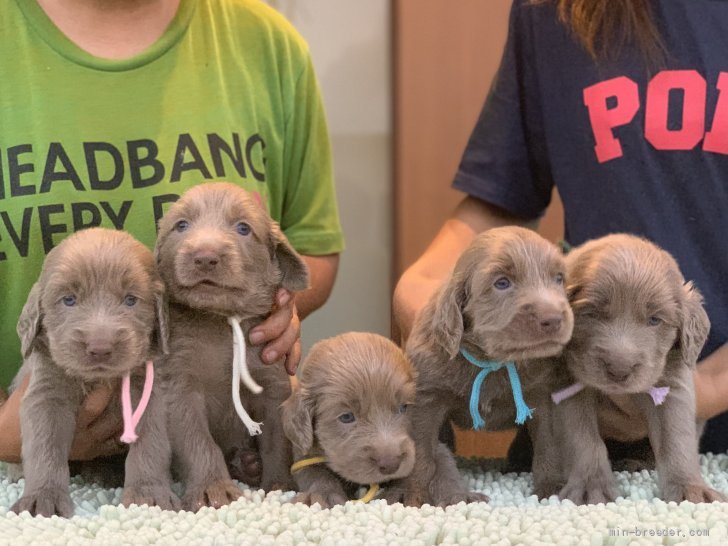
<box><xmin>524</xmin><ymin>0</ymin><xmax>728</xmax><ymax>357</ymax></box>
<box><xmin>0</xmin><ymin>0</ymin><xmax>308</xmax><ymax>386</ymax></box>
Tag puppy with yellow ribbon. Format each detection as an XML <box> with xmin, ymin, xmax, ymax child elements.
<box><xmin>282</xmin><ymin>332</ymin><xmax>416</xmax><ymax>508</ymax></box>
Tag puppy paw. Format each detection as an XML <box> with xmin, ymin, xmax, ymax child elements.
<box><xmin>559</xmin><ymin>475</ymin><xmax>618</xmax><ymax>505</ymax></box>
<box><xmin>122</xmin><ymin>485</ymin><xmax>182</xmax><ymax>511</ymax></box>
<box><xmin>434</xmin><ymin>490</ymin><xmax>489</xmax><ymax>507</ymax></box>
<box><xmin>226</xmin><ymin>448</ymin><xmax>262</xmax><ymax>488</ymax></box>
<box><xmin>533</xmin><ymin>479</ymin><xmax>564</xmax><ymax>499</ymax></box>
<box><xmin>260</xmin><ymin>473</ymin><xmax>295</xmax><ymax>493</ymax></box>
<box><xmin>291</xmin><ymin>490</ymin><xmax>347</xmax><ymax>509</ymax></box>
<box><xmin>11</xmin><ymin>488</ymin><xmax>74</xmax><ymax>518</ymax></box>
<box><xmin>379</xmin><ymin>483</ymin><xmax>429</xmax><ymax>507</ymax></box>
<box><xmin>663</xmin><ymin>482</ymin><xmax>727</xmax><ymax>503</ymax></box>
<box><xmin>182</xmin><ymin>479</ymin><xmax>242</xmax><ymax>512</ymax></box>
<box><xmin>379</xmin><ymin>485</ymin><xmax>405</xmax><ymax>505</ymax></box>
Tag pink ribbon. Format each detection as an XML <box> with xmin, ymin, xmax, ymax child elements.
<box><xmin>120</xmin><ymin>360</ymin><xmax>154</xmax><ymax>444</ymax></box>
<box><xmin>551</xmin><ymin>382</ymin><xmax>670</xmax><ymax>406</ymax></box>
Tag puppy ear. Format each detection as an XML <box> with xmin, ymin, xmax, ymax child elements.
<box><xmin>428</xmin><ymin>273</ymin><xmax>467</xmax><ymax>359</ymax></box>
<box><xmin>565</xmin><ymin>282</ymin><xmax>583</xmax><ymax>304</ymax></box>
<box><xmin>269</xmin><ymin>223</ymin><xmax>310</xmax><ymax>292</ymax></box>
<box><xmin>17</xmin><ymin>282</ymin><xmax>43</xmax><ymax>358</ymax></box>
<box><xmin>280</xmin><ymin>385</ymin><xmax>315</xmax><ymax>455</ymax></box>
<box><xmin>671</xmin><ymin>282</ymin><xmax>710</xmax><ymax>369</ymax></box>
<box><xmin>153</xmin><ymin>281</ymin><xmax>170</xmax><ymax>355</ymax></box>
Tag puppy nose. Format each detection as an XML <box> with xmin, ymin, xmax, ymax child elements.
<box><xmin>372</xmin><ymin>454</ymin><xmax>402</xmax><ymax>475</ymax></box>
<box><xmin>606</xmin><ymin>368</ymin><xmax>631</xmax><ymax>383</ymax></box>
<box><xmin>86</xmin><ymin>340</ymin><xmax>113</xmax><ymax>362</ymax></box>
<box><xmin>193</xmin><ymin>250</ymin><xmax>220</xmax><ymax>270</ymax></box>
<box><xmin>539</xmin><ymin>315</ymin><xmax>563</xmax><ymax>334</ymax></box>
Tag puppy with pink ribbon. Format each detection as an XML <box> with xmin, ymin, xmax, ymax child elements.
<box><xmin>10</xmin><ymin>228</ymin><xmax>174</xmax><ymax>518</ymax></box>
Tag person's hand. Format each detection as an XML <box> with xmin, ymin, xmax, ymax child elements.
<box><xmin>249</xmin><ymin>288</ymin><xmax>301</xmax><ymax>376</ymax></box>
<box><xmin>0</xmin><ymin>375</ymin><xmax>26</xmax><ymax>463</ymax></box>
<box><xmin>0</xmin><ymin>374</ymin><xmax>125</xmax><ymax>462</ymax></box>
<box><xmin>694</xmin><ymin>343</ymin><xmax>728</xmax><ymax>420</ymax></box>
<box><xmin>69</xmin><ymin>383</ymin><xmax>125</xmax><ymax>460</ymax></box>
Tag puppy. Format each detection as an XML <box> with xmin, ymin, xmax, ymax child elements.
<box><xmin>10</xmin><ymin>228</ymin><xmax>175</xmax><ymax>517</ymax></box>
<box><xmin>387</xmin><ymin>226</ymin><xmax>574</xmax><ymax>507</ymax></box>
<box><xmin>535</xmin><ymin>234</ymin><xmax>724</xmax><ymax>504</ymax></box>
<box><xmin>281</xmin><ymin>332</ymin><xmax>416</xmax><ymax>508</ymax></box>
<box><xmin>152</xmin><ymin>182</ymin><xmax>309</xmax><ymax>512</ymax></box>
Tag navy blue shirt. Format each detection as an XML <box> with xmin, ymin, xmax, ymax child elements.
<box><xmin>454</xmin><ymin>0</ymin><xmax>728</xmax><ymax>453</ymax></box>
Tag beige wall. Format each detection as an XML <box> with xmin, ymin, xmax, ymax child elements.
<box><xmin>270</xmin><ymin>1</ymin><xmax>394</xmax><ymax>353</ymax></box>
<box><xmin>395</xmin><ymin>0</ymin><xmax>513</xmax><ymax>275</ymax></box>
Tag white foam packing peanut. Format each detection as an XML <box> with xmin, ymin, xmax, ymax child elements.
<box><xmin>228</xmin><ymin>315</ymin><xmax>263</xmax><ymax>436</ymax></box>
<box><xmin>3</xmin><ymin>455</ymin><xmax>728</xmax><ymax>545</ymax></box>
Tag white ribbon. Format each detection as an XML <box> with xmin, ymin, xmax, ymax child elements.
<box><xmin>228</xmin><ymin>315</ymin><xmax>263</xmax><ymax>436</ymax></box>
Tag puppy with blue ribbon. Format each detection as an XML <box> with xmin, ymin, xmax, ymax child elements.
<box><xmin>384</xmin><ymin>226</ymin><xmax>574</xmax><ymax>508</ymax></box>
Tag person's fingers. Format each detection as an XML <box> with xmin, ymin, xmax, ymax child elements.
<box><xmin>69</xmin><ymin>427</ymin><xmax>126</xmax><ymax>461</ymax></box>
<box><xmin>249</xmin><ymin>290</ymin><xmax>293</xmax><ymax>345</ymax></box>
<box><xmin>76</xmin><ymin>383</ymin><xmax>116</xmax><ymax>429</ymax></box>
<box><xmin>262</xmin><ymin>309</ymin><xmax>300</xmax><ymax>365</ymax></box>
<box><xmin>284</xmin><ymin>339</ymin><xmax>302</xmax><ymax>376</ymax></box>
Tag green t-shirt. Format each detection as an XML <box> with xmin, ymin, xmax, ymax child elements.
<box><xmin>0</xmin><ymin>0</ymin><xmax>345</xmax><ymax>387</ymax></box>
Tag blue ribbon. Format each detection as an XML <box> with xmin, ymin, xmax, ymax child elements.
<box><xmin>460</xmin><ymin>348</ymin><xmax>534</xmax><ymax>430</ymax></box>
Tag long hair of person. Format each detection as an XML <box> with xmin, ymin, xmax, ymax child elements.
<box><xmin>532</xmin><ymin>0</ymin><xmax>665</xmax><ymax>66</ymax></box>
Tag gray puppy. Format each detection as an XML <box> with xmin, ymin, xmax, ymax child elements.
<box><xmin>152</xmin><ymin>182</ymin><xmax>309</xmax><ymax>512</ymax></box>
<box><xmin>10</xmin><ymin>227</ymin><xmax>175</xmax><ymax>517</ymax></box>
<box><xmin>532</xmin><ymin>234</ymin><xmax>725</xmax><ymax>504</ymax></box>
<box><xmin>387</xmin><ymin>226</ymin><xmax>574</xmax><ymax>507</ymax></box>
<box><xmin>281</xmin><ymin>332</ymin><xmax>416</xmax><ymax>508</ymax></box>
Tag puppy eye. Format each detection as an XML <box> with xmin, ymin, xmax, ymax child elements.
<box><xmin>648</xmin><ymin>316</ymin><xmax>663</xmax><ymax>326</ymax></box>
<box><xmin>398</xmin><ymin>404</ymin><xmax>408</xmax><ymax>414</ymax></box>
<box><xmin>236</xmin><ymin>222</ymin><xmax>251</xmax><ymax>236</ymax></box>
<box><xmin>124</xmin><ymin>295</ymin><xmax>139</xmax><ymax>307</ymax></box>
<box><xmin>493</xmin><ymin>277</ymin><xmax>512</xmax><ymax>290</ymax></box>
<box><xmin>555</xmin><ymin>273</ymin><xmax>565</xmax><ymax>285</ymax></box>
<box><xmin>174</xmin><ymin>220</ymin><xmax>189</xmax><ymax>232</ymax></box>
<box><xmin>338</xmin><ymin>412</ymin><xmax>356</xmax><ymax>424</ymax></box>
<box><xmin>61</xmin><ymin>295</ymin><xmax>76</xmax><ymax>307</ymax></box>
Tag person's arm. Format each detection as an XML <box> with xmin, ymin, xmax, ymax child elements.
<box><xmin>0</xmin><ymin>373</ymin><xmax>125</xmax><ymax>463</ymax></box>
<box><xmin>0</xmin><ymin>377</ymin><xmax>25</xmax><ymax>463</ymax></box>
<box><xmin>296</xmin><ymin>254</ymin><xmax>339</xmax><ymax>320</ymax></box>
<box><xmin>694</xmin><ymin>343</ymin><xmax>728</xmax><ymax>420</ymax></box>
<box><xmin>392</xmin><ymin>196</ymin><xmax>538</xmax><ymax>345</ymax></box>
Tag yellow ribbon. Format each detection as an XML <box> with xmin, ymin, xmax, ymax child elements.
<box><xmin>290</xmin><ymin>456</ymin><xmax>380</xmax><ymax>504</ymax></box>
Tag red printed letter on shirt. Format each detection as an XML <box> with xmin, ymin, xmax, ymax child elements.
<box><xmin>645</xmin><ymin>70</ymin><xmax>706</xmax><ymax>150</ymax></box>
<box><xmin>703</xmin><ymin>72</ymin><xmax>728</xmax><ymax>155</ymax></box>
<box><xmin>583</xmin><ymin>76</ymin><xmax>640</xmax><ymax>163</ymax></box>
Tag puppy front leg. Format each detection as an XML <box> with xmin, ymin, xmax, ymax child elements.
<box><xmin>556</xmin><ymin>390</ymin><xmax>617</xmax><ymax>505</ymax></box>
<box><xmin>122</xmin><ymin>378</ymin><xmax>180</xmax><ymax>511</ymax></box>
<box><xmin>168</xmin><ymin>386</ymin><xmax>241</xmax><ymax>512</ymax></box>
<box><xmin>290</xmin><ymin>461</ymin><xmax>348</xmax><ymax>509</ymax></box>
<box><xmin>638</xmin><ymin>369</ymin><xmax>725</xmax><ymax>503</ymax></box>
<box><xmin>429</xmin><ymin>442</ymin><xmax>488</xmax><ymax>506</ymax></box>
<box><xmin>529</xmin><ymin>395</ymin><xmax>564</xmax><ymax>498</ymax></box>
<box><xmin>11</xmin><ymin>359</ymin><xmax>83</xmax><ymax>518</ymax></box>
<box><xmin>248</xmin><ymin>371</ymin><xmax>294</xmax><ymax>492</ymax></box>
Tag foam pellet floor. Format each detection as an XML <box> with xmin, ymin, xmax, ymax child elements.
<box><xmin>3</xmin><ymin>455</ymin><xmax>728</xmax><ymax>545</ymax></box>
